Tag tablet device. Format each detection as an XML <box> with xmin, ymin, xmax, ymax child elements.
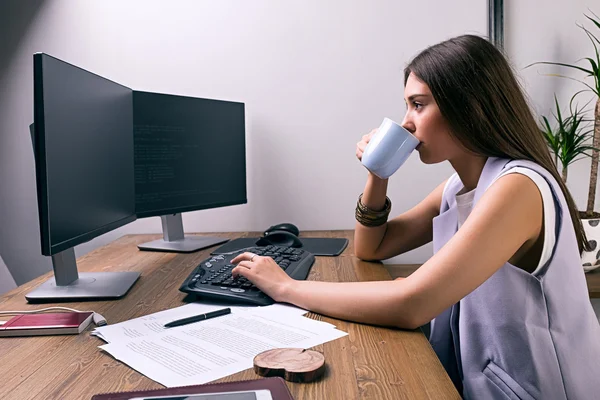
<box><xmin>129</xmin><ymin>390</ymin><xmax>272</xmax><ymax>400</ymax></box>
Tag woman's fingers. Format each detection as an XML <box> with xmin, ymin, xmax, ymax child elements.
<box><xmin>232</xmin><ymin>266</ymin><xmax>248</xmax><ymax>277</ymax></box>
<box><xmin>230</xmin><ymin>251</ymin><xmax>257</xmax><ymax>264</ymax></box>
<box><xmin>356</xmin><ymin>129</ymin><xmax>378</xmax><ymax>161</ymax></box>
<box><xmin>231</xmin><ymin>260</ymin><xmax>256</xmax><ymax>276</ymax></box>
<box><xmin>230</xmin><ymin>256</ymin><xmax>292</xmax><ymax>301</ymax></box>
<box><xmin>356</xmin><ymin>145</ymin><xmax>364</xmax><ymax>160</ymax></box>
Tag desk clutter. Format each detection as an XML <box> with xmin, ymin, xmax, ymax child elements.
<box><xmin>92</xmin><ymin>302</ymin><xmax>346</xmax><ymax>388</ymax></box>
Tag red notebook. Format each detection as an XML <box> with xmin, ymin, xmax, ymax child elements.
<box><xmin>91</xmin><ymin>377</ymin><xmax>294</xmax><ymax>400</ymax></box>
<box><xmin>0</xmin><ymin>312</ymin><xmax>93</xmax><ymax>337</ymax></box>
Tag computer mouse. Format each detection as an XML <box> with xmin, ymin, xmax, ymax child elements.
<box><xmin>256</xmin><ymin>230</ymin><xmax>303</xmax><ymax>248</ymax></box>
<box><xmin>264</xmin><ymin>222</ymin><xmax>300</xmax><ymax>237</ymax></box>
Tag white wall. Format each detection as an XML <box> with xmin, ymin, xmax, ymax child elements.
<box><xmin>0</xmin><ymin>0</ymin><xmax>486</xmax><ymax>285</ymax></box>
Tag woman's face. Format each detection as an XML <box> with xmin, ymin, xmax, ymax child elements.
<box><xmin>401</xmin><ymin>72</ymin><xmax>462</xmax><ymax>164</ymax></box>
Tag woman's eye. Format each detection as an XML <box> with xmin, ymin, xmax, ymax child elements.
<box><xmin>414</xmin><ymin>102</ymin><xmax>423</xmax><ymax>110</ymax></box>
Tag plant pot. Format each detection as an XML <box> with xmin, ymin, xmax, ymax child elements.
<box><xmin>582</xmin><ymin>218</ymin><xmax>600</xmax><ymax>273</ymax></box>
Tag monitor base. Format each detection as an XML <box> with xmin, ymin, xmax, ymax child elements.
<box><xmin>25</xmin><ymin>271</ymin><xmax>140</xmax><ymax>302</ymax></box>
<box><xmin>137</xmin><ymin>236</ymin><xmax>229</xmax><ymax>253</ymax></box>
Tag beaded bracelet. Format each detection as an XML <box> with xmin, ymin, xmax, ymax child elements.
<box><xmin>355</xmin><ymin>193</ymin><xmax>391</xmax><ymax>227</ymax></box>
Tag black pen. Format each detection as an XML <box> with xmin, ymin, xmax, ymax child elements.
<box><xmin>164</xmin><ymin>307</ymin><xmax>231</xmax><ymax>328</ymax></box>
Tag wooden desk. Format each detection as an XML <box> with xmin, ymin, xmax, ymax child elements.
<box><xmin>0</xmin><ymin>231</ymin><xmax>459</xmax><ymax>400</ymax></box>
<box><xmin>586</xmin><ymin>270</ymin><xmax>600</xmax><ymax>298</ymax></box>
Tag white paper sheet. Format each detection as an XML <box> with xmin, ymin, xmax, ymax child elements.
<box><xmin>93</xmin><ymin>303</ymin><xmax>247</xmax><ymax>342</ymax></box>
<box><xmin>92</xmin><ymin>302</ymin><xmax>312</xmax><ymax>343</ymax></box>
<box><xmin>99</xmin><ymin>309</ymin><xmax>346</xmax><ymax>387</ymax></box>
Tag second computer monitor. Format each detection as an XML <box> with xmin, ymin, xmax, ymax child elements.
<box><xmin>133</xmin><ymin>91</ymin><xmax>247</xmax><ymax>252</ymax></box>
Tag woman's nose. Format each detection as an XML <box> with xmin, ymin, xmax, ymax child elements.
<box><xmin>401</xmin><ymin>115</ymin><xmax>415</xmax><ymax>134</ymax></box>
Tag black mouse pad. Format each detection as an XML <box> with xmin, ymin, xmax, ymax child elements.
<box><xmin>298</xmin><ymin>238</ymin><xmax>348</xmax><ymax>256</ymax></box>
<box><xmin>211</xmin><ymin>237</ymin><xmax>348</xmax><ymax>256</ymax></box>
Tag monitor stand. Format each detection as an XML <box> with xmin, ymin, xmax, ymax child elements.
<box><xmin>25</xmin><ymin>249</ymin><xmax>140</xmax><ymax>302</ymax></box>
<box><xmin>137</xmin><ymin>213</ymin><xmax>228</xmax><ymax>253</ymax></box>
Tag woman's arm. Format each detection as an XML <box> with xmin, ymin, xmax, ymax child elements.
<box><xmin>353</xmin><ymin>129</ymin><xmax>445</xmax><ymax>262</ymax></box>
<box><xmin>233</xmin><ymin>173</ymin><xmax>543</xmax><ymax>329</ymax></box>
<box><xmin>354</xmin><ymin>177</ymin><xmax>446</xmax><ymax>261</ymax></box>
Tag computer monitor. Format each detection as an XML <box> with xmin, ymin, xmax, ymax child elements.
<box><xmin>133</xmin><ymin>91</ymin><xmax>247</xmax><ymax>252</ymax></box>
<box><xmin>27</xmin><ymin>53</ymin><xmax>140</xmax><ymax>302</ymax></box>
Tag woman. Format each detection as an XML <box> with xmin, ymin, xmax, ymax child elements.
<box><xmin>232</xmin><ymin>35</ymin><xmax>600</xmax><ymax>399</ymax></box>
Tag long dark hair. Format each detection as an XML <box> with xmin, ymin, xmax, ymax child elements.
<box><xmin>405</xmin><ymin>34</ymin><xmax>590</xmax><ymax>253</ymax></box>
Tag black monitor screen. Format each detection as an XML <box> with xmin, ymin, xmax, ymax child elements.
<box><xmin>33</xmin><ymin>53</ymin><xmax>136</xmax><ymax>256</ymax></box>
<box><xmin>133</xmin><ymin>92</ymin><xmax>247</xmax><ymax>218</ymax></box>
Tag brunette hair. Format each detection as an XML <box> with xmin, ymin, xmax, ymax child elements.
<box><xmin>405</xmin><ymin>34</ymin><xmax>589</xmax><ymax>252</ymax></box>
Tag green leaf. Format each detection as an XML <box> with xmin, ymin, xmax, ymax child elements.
<box><xmin>582</xmin><ymin>24</ymin><xmax>600</xmax><ymax>48</ymax></box>
<box><xmin>529</xmin><ymin>61</ymin><xmax>594</xmax><ymax>75</ymax></box>
<box><xmin>540</xmin><ymin>92</ymin><xmax>596</xmax><ymax>171</ymax></box>
<box><xmin>585</xmin><ymin>13</ymin><xmax>600</xmax><ymax>31</ymax></box>
<box><xmin>585</xmin><ymin>58</ymin><xmax>599</xmax><ymax>74</ymax></box>
<box><xmin>554</xmin><ymin>95</ymin><xmax>564</xmax><ymax>131</ymax></box>
<box><xmin>544</xmin><ymin>73</ymin><xmax>598</xmax><ymax>95</ymax></box>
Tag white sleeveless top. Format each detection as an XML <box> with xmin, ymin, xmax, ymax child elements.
<box><xmin>455</xmin><ymin>167</ymin><xmax>555</xmax><ymax>271</ymax></box>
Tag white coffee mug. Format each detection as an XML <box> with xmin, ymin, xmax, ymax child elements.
<box><xmin>361</xmin><ymin>118</ymin><xmax>419</xmax><ymax>179</ymax></box>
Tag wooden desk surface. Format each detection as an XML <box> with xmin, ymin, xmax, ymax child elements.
<box><xmin>0</xmin><ymin>230</ymin><xmax>459</xmax><ymax>400</ymax></box>
<box><xmin>586</xmin><ymin>270</ymin><xmax>600</xmax><ymax>298</ymax></box>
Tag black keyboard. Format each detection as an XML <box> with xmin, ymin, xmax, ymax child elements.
<box><xmin>179</xmin><ymin>245</ymin><xmax>315</xmax><ymax>306</ymax></box>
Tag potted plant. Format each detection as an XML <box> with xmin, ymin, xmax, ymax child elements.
<box><xmin>541</xmin><ymin>94</ymin><xmax>595</xmax><ymax>182</ymax></box>
<box><xmin>532</xmin><ymin>12</ymin><xmax>600</xmax><ymax>271</ymax></box>
<box><xmin>539</xmin><ymin>94</ymin><xmax>598</xmax><ymax>271</ymax></box>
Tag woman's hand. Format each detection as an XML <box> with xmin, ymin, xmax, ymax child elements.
<box><xmin>356</xmin><ymin>128</ymin><xmax>377</xmax><ymax>161</ymax></box>
<box><xmin>230</xmin><ymin>252</ymin><xmax>295</xmax><ymax>302</ymax></box>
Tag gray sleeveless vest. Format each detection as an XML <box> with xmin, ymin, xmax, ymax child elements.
<box><xmin>430</xmin><ymin>157</ymin><xmax>600</xmax><ymax>399</ymax></box>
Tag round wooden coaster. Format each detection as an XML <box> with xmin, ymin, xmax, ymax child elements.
<box><xmin>253</xmin><ymin>348</ymin><xmax>326</xmax><ymax>383</ymax></box>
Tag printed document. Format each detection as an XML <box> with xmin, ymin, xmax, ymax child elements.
<box><xmin>92</xmin><ymin>302</ymin><xmax>314</xmax><ymax>343</ymax></box>
<box><xmin>96</xmin><ymin>303</ymin><xmax>345</xmax><ymax>387</ymax></box>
